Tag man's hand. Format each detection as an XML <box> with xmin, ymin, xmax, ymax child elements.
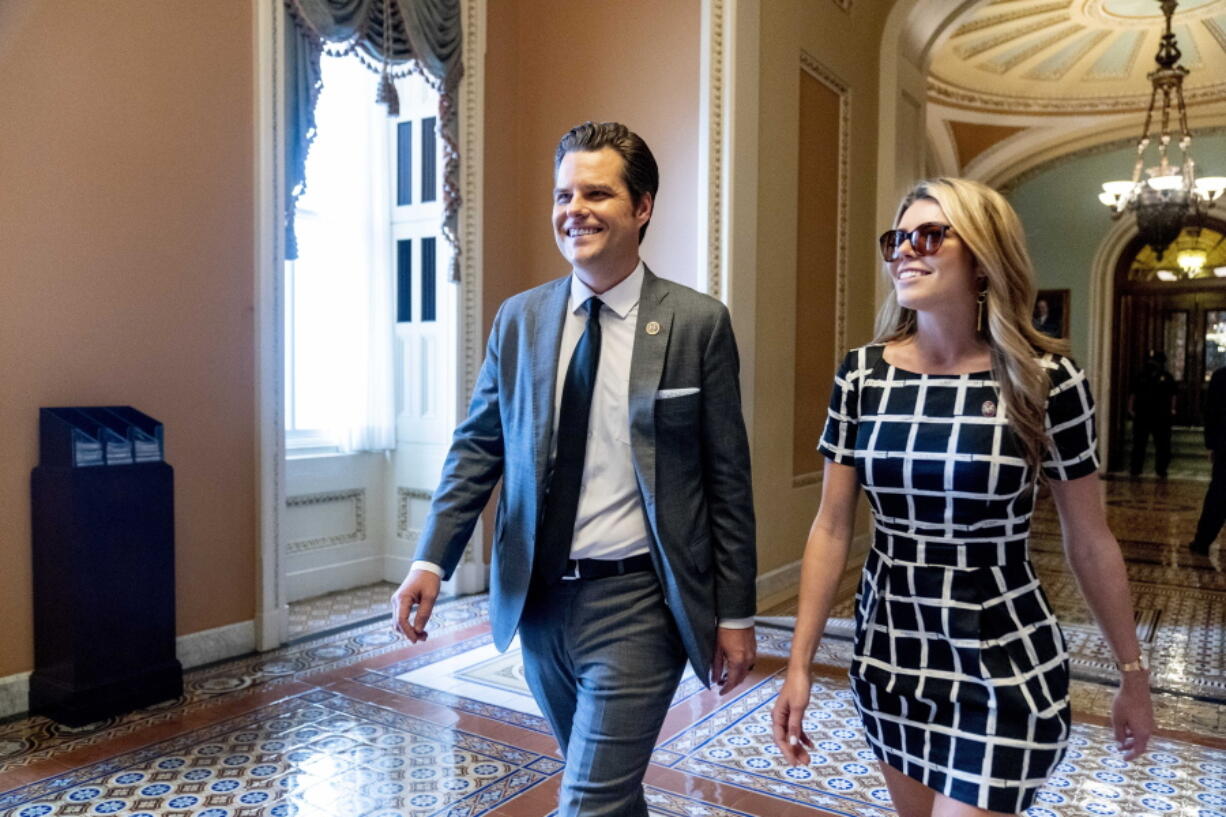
<box><xmin>391</xmin><ymin>569</ymin><xmax>441</xmax><ymax>643</ymax></box>
<box><xmin>711</xmin><ymin>625</ymin><xmax>756</xmax><ymax>695</ymax></box>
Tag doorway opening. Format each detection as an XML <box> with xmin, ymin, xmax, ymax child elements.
<box><xmin>1109</xmin><ymin>220</ymin><xmax>1226</xmax><ymax>477</ymax></box>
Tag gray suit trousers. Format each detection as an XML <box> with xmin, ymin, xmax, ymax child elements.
<box><xmin>519</xmin><ymin>571</ymin><xmax>687</xmax><ymax>817</ymax></box>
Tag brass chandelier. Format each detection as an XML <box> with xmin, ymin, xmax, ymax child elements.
<box><xmin>1098</xmin><ymin>0</ymin><xmax>1225</xmax><ymax>260</ymax></box>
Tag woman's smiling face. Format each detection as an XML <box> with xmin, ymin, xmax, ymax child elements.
<box><xmin>889</xmin><ymin>198</ymin><xmax>979</xmax><ymax>316</ymax></box>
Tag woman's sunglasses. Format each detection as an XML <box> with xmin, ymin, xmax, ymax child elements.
<box><xmin>878</xmin><ymin>222</ymin><xmax>954</xmax><ymax>262</ymax></box>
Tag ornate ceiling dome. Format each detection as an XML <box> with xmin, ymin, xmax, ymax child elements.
<box><xmin>929</xmin><ymin>0</ymin><xmax>1226</xmax><ymax>114</ymax></box>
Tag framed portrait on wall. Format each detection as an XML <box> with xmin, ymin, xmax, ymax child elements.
<box><xmin>1033</xmin><ymin>289</ymin><xmax>1069</xmax><ymax>339</ymax></box>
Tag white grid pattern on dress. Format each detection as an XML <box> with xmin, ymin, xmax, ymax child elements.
<box><xmin>817</xmin><ymin>344</ymin><xmax>1100</xmax><ymax>814</ymax></box>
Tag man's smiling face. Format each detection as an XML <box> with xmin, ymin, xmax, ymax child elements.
<box><xmin>552</xmin><ymin>148</ymin><xmax>652</xmax><ymax>286</ymax></box>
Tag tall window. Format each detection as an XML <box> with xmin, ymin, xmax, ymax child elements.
<box><xmin>286</xmin><ymin>54</ymin><xmax>443</xmax><ymax>453</ymax></box>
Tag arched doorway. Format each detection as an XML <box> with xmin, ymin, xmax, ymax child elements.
<box><xmin>1109</xmin><ymin>220</ymin><xmax>1226</xmax><ymax>473</ymax></box>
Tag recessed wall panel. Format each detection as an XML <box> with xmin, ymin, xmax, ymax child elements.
<box><xmin>793</xmin><ymin>68</ymin><xmax>843</xmax><ymax>481</ymax></box>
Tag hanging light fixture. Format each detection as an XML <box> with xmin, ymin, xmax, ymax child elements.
<box><xmin>1176</xmin><ymin>247</ymin><xmax>1207</xmax><ymax>275</ymax></box>
<box><xmin>1098</xmin><ymin>0</ymin><xmax>1226</xmax><ymax>259</ymax></box>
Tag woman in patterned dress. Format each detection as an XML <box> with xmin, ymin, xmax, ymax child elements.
<box><xmin>771</xmin><ymin>178</ymin><xmax>1154</xmax><ymax>816</ymax></box>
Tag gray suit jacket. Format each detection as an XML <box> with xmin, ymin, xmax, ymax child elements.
<box><xmin>414</xmin><ymin>267</ymin><xmax>756</xmax><ymax>680</ymax></box>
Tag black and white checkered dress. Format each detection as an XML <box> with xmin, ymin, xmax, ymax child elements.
<box><xmin>818</xmin><ymin>343</ymin><xmax>1099</xmax><ymax>814</ymax></box>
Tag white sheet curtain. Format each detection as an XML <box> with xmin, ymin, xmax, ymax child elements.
<box><xmin>290</xmin><ymin>55</ymin><xmax>395</xmax><ymax>453</ymax></box>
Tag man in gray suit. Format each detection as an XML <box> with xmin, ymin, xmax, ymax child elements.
<box><xmin>391</xmin><ymin>121</ymin><xmax>757</xmax><ymax>816</ymax></box>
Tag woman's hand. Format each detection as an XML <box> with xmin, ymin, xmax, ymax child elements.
<box><xmin>1111</xmin><ymin>672</ymin><xmax>1154</xmax><ymax>762</ymax></box>
<box><xmin>771</xmin><ymin>668</ymin><xmax>816</xmax><ymax>765</ymax></box>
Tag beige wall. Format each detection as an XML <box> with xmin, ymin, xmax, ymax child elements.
<box><xmin>0</xmin><ymin>2</ymin><xmax>256</xmax><ymax>677</ymax></box>
<box><xmin>482</xmin><ymin>0</ymin><xmax>701</xmax><ymax>327</ymax></box>
<box><xmin>752</xmin><ymin>0</ymin><xmax>895</xmax><ymax>576</ymax></box>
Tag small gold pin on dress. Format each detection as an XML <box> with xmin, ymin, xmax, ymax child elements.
<box><xmin>645</xmin><ymin>321</ymin><xmax>661</xmax><ymax>335</ymax></box>
<box><xmin>981</xmin><ymin>400</ymin><xmax>997</xmax><ymax>417</ymax></box>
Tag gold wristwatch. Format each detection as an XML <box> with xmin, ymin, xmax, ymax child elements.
<box><xmin>1115</xmin><ymin>654</ymin><xmax>1148</xmax><ymax>672</ymax></box>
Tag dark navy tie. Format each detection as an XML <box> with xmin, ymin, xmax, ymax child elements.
<box><xmin>534</xmin><ymin>297</ymin><xmax>603</xmax><ymax>585</ymax></box>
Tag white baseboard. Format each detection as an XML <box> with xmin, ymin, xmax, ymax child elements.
<box><xmin>756</xmin><ymin>557</ymin><xmax>803</xmax><ymax>608</ymax></box>
<box><xmin>0</xmin><ymin>671</ymin><xmax>30</xmax><ymax>720</ymax></box>
<box><xmin>176</xmin><ymin>619</ymin><xmax>256</xmax><ymax>670</ymax></box>
<box><xmin>0</xmin><ymin>620</ymin><xmax>257</xmax><ymax>720</ymax></box>
<box><xmin>286</xmin><ymin>555</ymin><xmax>385</xmax><ymax>603</ymax></box>
<box><xmin>383</xmin><ymin>553</ymin><xmax>413</xmax><ymax>583</ymax></box>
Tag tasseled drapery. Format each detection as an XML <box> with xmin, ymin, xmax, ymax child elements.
<box><xmin>283</xmin><ymin>0</ymin><xmax>463</xmax><ymax>280</ymax></box>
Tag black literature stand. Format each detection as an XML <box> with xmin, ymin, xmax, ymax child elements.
<box><xmin>29</xmin><ymin>407</ymin><xmax>183</xmax><ymax>725</ymax></box>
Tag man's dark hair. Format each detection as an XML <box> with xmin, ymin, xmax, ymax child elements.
<box><xmin>555</xmin><ymin>121</ymin><xmax>658</xmax><ymax>243</ymax></box>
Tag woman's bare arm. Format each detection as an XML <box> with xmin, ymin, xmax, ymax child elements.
<box><xmin>1047</xmin><ymin>472</ymin><xmax>1154</xmax><ymax>760</ymax></box>
<box><xmin>772</xmin><ymin>459</ymin><xmax>861</xmax><ymax>764</ymax></box>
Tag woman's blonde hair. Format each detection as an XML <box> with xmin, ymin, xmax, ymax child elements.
<box><xmin>873</xmin><ymin>177</ymin><xmax>1067</xmax><ymax>475</ymax></box>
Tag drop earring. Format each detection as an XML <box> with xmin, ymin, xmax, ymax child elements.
<box><xmin>976</xmin><ymin>284</ymin><xmax>988</xmax><ymax>333</ymax></box>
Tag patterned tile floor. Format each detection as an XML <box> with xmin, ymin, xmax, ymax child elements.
<box><xmin>1</xmin><ymin>477</ymin><xmax>1222</xmax><ymax>817</ymax></box>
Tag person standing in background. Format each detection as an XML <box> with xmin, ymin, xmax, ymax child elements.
<box><xmin>1129</xmin><ymin>350</ymin><xmax>1178</xmax><ymax>478</ymax></box>
<box><xmin>1189</xmin><ymin>365</ymin><xmax>1226</xmax><ymax>555</ymax></box>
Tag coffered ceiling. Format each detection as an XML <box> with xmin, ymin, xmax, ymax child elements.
<box><xmin>922</xmin><ymin>0</ymin><xmax>1226</xmax><ymax>184</ymax></box>
<box><xmin>929</xmin><ymin>0</ymin><xmax>1226</xmax><ymax>114</ymax></box>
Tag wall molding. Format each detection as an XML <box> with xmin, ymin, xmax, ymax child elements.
<box><xmin>254</xmin><ymin>0</ymin><xmax>289</xmax><ymax>651</ymax></box>
<box><xmin>459</xmin><ymin>0</ymin><xmax>485</xmax><ymax>401</ymax></box>
<box><xmin>1088</xmin><ymin>217</ymin><xmax>1139</xmax><ymax>468</ymax></box>
<box><xmin>285</xmin><ymin>489</ymin><xmax>366</xmax><ymax>553</ymax></box>
<box><xmin>396</xmin><ymin>486</ymin><xmax>433</xmax><ymax>539</ymax></box>
<box><xmin>799</xmin><ymin>50</ymin><xmax>851</xmax><ymax>361</ymax></box>
<box><xmin>927</xmin><ymin>74</ymin><xmax>1226</xmax><ymax>116</ymax></box>
<box><xmin>446</xmin><ymin>0</ymin><xmax>489</xmax><ymax>593</ymax></box>
<box><xmin>700</xmin><ymin>0</ymin><xmax>726</xmax><ymax>299</ymax></box>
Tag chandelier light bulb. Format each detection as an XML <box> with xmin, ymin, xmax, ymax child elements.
<box><xmin>1099</xmin><ymin>181</ymin><xmax>1134</xmax><ymax>208</ymax></box>
<box><xmin>1147</xmin><ymin>174</ymin><xmax>1184</xmax><ymax>192</ymax></box>
<box><xmin>1194</xmin><ymin>177</ymin><xmax>1226</xmax><ymax>203</ymax></box>
<box><xmin>1177</xmin><ymin>248</ymin><xmax>1207</xmax><ymax>274</ymax></box>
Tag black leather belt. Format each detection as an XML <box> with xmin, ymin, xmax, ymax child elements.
<box><xmin>561</xmin><ymin>553</ymin><xmax>654</xmax><ymax>581</ymax></box>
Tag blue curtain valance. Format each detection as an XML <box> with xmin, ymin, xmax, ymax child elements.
<box><xmin>284</xmin><ymin>0</ymin><xmax>463</xmax><ymax>280</ymax></box>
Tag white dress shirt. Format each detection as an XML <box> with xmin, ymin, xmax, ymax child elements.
<box><xmin>552</xmin><ymin>262</ymin><xmax>650</xmax><ymax>561</ymax></box>
<box><xmin>413</xmin><ymin>262</ymin><xmax>751</xmax><ymax>629</ymax></box>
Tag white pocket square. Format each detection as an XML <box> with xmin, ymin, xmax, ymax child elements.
<box><xmin>656</xmin><ymin>387</ymin><xmax>700</xmax><ymax>400</ymax></box>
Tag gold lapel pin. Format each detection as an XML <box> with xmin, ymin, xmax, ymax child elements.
<box><xmin>645</xmin><ymin>321</ymin><xmax>661</xmax><ymax>336</ymax></box>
